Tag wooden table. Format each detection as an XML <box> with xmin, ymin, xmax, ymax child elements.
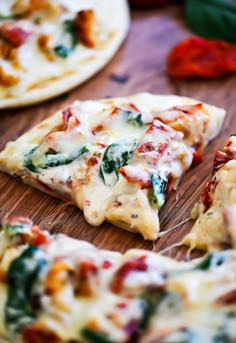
<box><xmin>0</xmin><ymin>4</ymin><xmax>235</xmax><ymax>258</ymax></box>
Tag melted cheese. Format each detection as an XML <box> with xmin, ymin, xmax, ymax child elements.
<box><xmin>184</xmin><ymin>135</ymin><xmax>236</xmax><ymax>251</ymax></box>
<box><xmin>0</xmin><ymin>94</ymin><xmax>226</xmax><ymax>239</ymax></box>
<box><xmin>0</xmin><ymin>0</ymin><xmax>125</xmax><ymax>98</ymax></box>
<box><xmin>0</xmin><ymin>219</ymin><xmax>236</xmax><ymax>343</ymax></box>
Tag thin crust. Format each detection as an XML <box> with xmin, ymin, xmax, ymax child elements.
<box><xmin>184</xmin><ymin>135</ymin><xmax>236</xmax><ymax>251</ymax></box>
<box><xmin>1</xmin><ymin>216</ymin><xmax>236</xmax><ymax>342</ymax></box>
<box><xmin>0</xmin><ymin>0</ymin><xmax>130</xmax><ymax>109</ymax></box>
<box><xmin>0</xmin><ymin>93</ymin><xmax>226</xmax><ymax>239</ymax></box>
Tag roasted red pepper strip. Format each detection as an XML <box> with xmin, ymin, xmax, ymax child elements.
<box><xmin>167</xmin><ymin>36</ymin><xmax>236</xmax><ymax>78</ymax></box>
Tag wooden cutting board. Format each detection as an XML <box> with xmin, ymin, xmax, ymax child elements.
<box><xmin>0</xmin><ymin>5</ymin><xmax>235</xmax><ymax>259</ymax></box>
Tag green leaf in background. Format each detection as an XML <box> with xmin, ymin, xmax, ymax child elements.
<box><xmin>185</xmin><ymin>0</ymin><xmax>236</xmax><ymax>43</ymax></box>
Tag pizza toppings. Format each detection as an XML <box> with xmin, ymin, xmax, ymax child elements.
<box><xmin>167</xmin><ymin>36</ymin><xmax>236</xmax><ymax>79</ymax></box>
<box><xmin>184</xmin><ymin>134</ymin><xmax>236</xmax><ymax>251</ymax></box>
<box><xmin>54</xmin><ymin>20</ymin><xmax>77</xmax><ymax>58</ymax></box>
<box><xmin>24</xmin><ymin>145</ymin><xmax>89</xmax><ymax>172</ymax></box>
<box><xmin>75</xmin><ymin>10</ymin><xmax>98</xmax><ymax>48</ymax></box>
<box><xmin>149</xmin><ymin>172</ymin><xmax>168</xmax><ymax>209</ymax></box>
<box><xmin>0</xmin><ymin>0</ymin><xmax>130</xmax><ymax>107</ymax></box>
<box><xmin>100</xmin><ymin>139</ymin><xmax>138</xmax><ymax>186</ymax></box>
<box><xmin>0</xmin><ymin>23</ymin><xmax>31</xmax><ymax>48</ymax></box>
<box><xmin>5</xmin><ymin>245</ymin><xmax>47</xmax><ymax>333</ymax></box>
<box><xmin>0</xmin><ymin>94</ymin><xmax>225</xmax><ymax>239</ymax></box>
<box><xmin>0</xmin><ymin>216</ymin><xmax>236</xmax><ymax>342</ymax></box>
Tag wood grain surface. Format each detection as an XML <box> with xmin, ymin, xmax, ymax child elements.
<box><xmin>0</xmin><ymin>4</ymin><xmax>235</xmax><ymax>259</ymax></box>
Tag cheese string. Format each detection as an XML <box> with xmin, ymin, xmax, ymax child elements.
<box><xmin>158</xmin><ymin>217</ymin><xmax>191</xmax><ymax>237</ymax></box>
<box><xmin>158</xmin><ymin>242</ymin><xmax>183</xmax><ymax>255</ymax></box>
<box><xmin>157</xmin><ymin>217</ymin><xmax>191</xmax><ymax>256</ymax></box>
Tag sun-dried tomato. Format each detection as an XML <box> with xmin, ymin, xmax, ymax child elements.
<box><xmin>167</xmin><ymin>36</ymin><xmax>236</xmax><ymax>78</ymax></box>
<box><xmin>0</xmin><ymin>24</ymin><xmax>31</xmax><ymax>48</ymax></box>
<box><xmin>110</xmin><ymin>255</ymin><xmax>147</xmax><ymax>293</ymax></box>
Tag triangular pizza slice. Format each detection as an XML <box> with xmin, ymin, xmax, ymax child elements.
<box><xmin>0</xmin><ymin>93</ymin><xmax>225</xmax><ymax>239</ymax></box>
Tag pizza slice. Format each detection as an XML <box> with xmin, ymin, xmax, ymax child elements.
<box><xmin>0</xmin><ymin>93</ymin><xmax>225</xmax><ymax>240</ymax></box>
<box><xmin>0</xmin><ymin>216</ymin><xmax>236</xmax><ymax>343</ymax></box>
<box><xmin>0</xmin><ymin>0</ymin><xmax>129</xmax><ymax>108</ymax></box>
<box><xmin>184</xmin><ymin>134</ymin><xmax>236</xmax><ymax>251</ymax></box>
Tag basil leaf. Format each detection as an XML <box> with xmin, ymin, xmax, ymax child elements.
<box><xmin>149</xmin><ymin>172</ymin><xmax>167</xmax><ymax>210</ymax></box>
<box><xmin>24</xmin><ymin>145</ymin><xmax>89</xmax><ymax>173</ymax></box>
<box><xmin>54</xmin><ymin>19</ymin><xmax>78</xmax><ymax>58</ymax></box>
<box><xmin>100</xmin><ymin>139</ymin><xmax>138</xmax><ymax>186</ymax></box>
<box><xmin>81</xmin><ymin>328</ymin><xmax>117</xmax><ymax>343</ymax></box>
<box><xmin>122</xmin><ymin>110</ymin><xmax>143</xmax><ymax>127</ymax></box>
<box><xmin>194</xmin><ymin>252</ymin><xmax>226</xmax><ymax>271</ymax></box>
<box><xmin>230</xmin><ymin>133</ymin><xmax>236</xmax><ymax>137</ymax></box>
<box><xmin>5</xmin><ymin>245</ymin><xmax>47</xmax><ymax>333</ymax></box>
<box><xmin>185</xmin><ymin>0</ymin><xmax>236</xmax><ymax>43</ymax></box>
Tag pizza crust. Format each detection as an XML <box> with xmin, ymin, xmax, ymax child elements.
<box><xmin>0</xmin><ymin>93</ymin><xmax>226</xmax><ymax>240</ymax></box>
<box><xmin>183</xmin><ymin>136</ymin><xmax>236</xmax><ymax>251</ymax></box>
<box><xmin>1</xmin><ymin>216</ymin><xmax>236</xmax><ymax>342</ymax></box>
<box><xmin>0</xmin><ymin>0</ymin><xmax>130</xmax><ymax>109</ymax></box>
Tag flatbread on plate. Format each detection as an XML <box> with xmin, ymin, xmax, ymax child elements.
<box><xmin>0</xmin><ymin>0</ymin><xmax>130</xmax><ymax>108</ymax></box>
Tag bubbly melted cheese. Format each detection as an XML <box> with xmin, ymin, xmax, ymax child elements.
<box><xmin>0</xmin><ymin>93</ymin><xmax>226</xmax><ymax>239</ymax></box>
<box><xmin>184</xmin><ymin>135</ymin><xmax>236</xmax><ymax>251</ymax></box>
<box><xmin>0</xmin><ymin>218</ymin><xmax>236</xmax><ymax>343</ymax></box>
<box><xmin>0</xmin><ymin>0</ymin><xmax>123</xmax><ymax>98</ymax></box>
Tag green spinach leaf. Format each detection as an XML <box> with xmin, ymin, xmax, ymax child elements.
<box><xmin>149</xmin><ymin>172</ymin><xmax>167</xmax><ymax>210</ymax></box>
<box><xmin>54</xmin><ymin>19</ymin><xmax>78</xmax><ymax>58</ymax></box>
<box><xmin>5</xmin><ymin>245</ymin><xmax>47</xmax><ymax>333</ymax></box>
<box><xmin>24</xmin><ymin>145</ymin><xmax>89</xmax><ymax>173</ymax></box>
<box><xmin>123</xmin><ymin>110</ymin><xmax>143</xmax><ymax>127</ymax></box>
<box><xmin>185</xmin><ymin>0</ymin><xmax>236</xmax><ymax>43</ymax></box>
<box><xmin>0</xmin><ymin>14</ymin><xmax>19</xmax><ymax>20</ymax></box>
<box><xmin>194</xmin><ymin>251</ymin><xmax>226</xmax><ymax>271</ymax></box>
<box><xmin>100</xmin><ymin>139</ymin><xmax>138</xmax><ymax>186</ymax></box>
<box><xmin>81</xmin><ymin>328</ymin><xmax>117</xmax><ymax>343</ymax></box>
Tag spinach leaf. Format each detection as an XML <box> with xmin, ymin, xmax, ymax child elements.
<box><xmin>24</xmin><ymin>145</ymin><xmax>89</xmax><ymax>173</ymax></box>
<box><xmin>100</xmin><ymin>139</ymin><xmax>138</xmax><ymax>186</ymax></box>
<box><xmin>5</xmin><ymin>245</ymin><xmax>47</xmax><ymax>333</ymax></box>
<box><xmin>4</xmin><ymin>223</ymin><xmax>28</xmax><ymax>236</ymax></box>
<box><xmin>139</xmin><ymin>291</ymin><xmax>163</xmax><ymax>331</ymax></box>
<box><xmin>185</xmin><ymin>0</ymin><xmax>236</xmax><ymax>43</ymax></box>
<box><xmin>54</xmin><ymin>19</ymin><xmax>78</xmax><ymax>58</ymax></box>
<box><xmin>81</xmin><ymin>328</ymin><xmax>117</xmax><ymax>343</ymax></box>
<box><xmin>149</xmin><ymin>172</ymin><xmax>167</xmax><ymax>210</ymax></box>
<box><xmin>194</xmin><ymin>251</ymin><xmax>226</xmax><ymax>271</ymax></box>
<box><xmin>122</xmin><ymin>110</ymin><xmax>143</xmax><ymax>127</ymax></box>
<box><xmin>213</xmin><ymin>332</ymin><xmax>231</xmax><ymax>343</ymax></box>
<box><xmin>0</xmin><ymin>14</ymin><xmax>19</xmax><ymax>20</ymax></box>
